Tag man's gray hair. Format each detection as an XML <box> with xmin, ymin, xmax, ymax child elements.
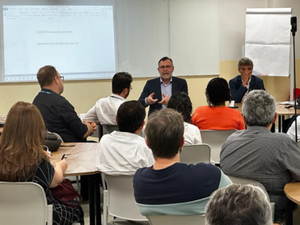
<box><xmin>242</xmin><ymin>90</ymin><xmax>275</xmax><ymax>127</ymax></box>
<box><xmin>238</xmin><ymin>57</ymin><xmax>253</xmax><ymax>69</ymax></box>
<box><xmin>145</xmin><ymin>108</ymin><xmax>184</xmax><ymax>159</ymax></box>
<box><xmin>205</xmin><ymin>184</ymin><xmax>273</xmax><ymax>225</ymax></box>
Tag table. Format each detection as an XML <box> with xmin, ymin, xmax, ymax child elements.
<box><xmin>51</xmin><ymin>143</ymin><xmax>101</xmax><ymax>225</ymax></box>
<box><xmin>284</xmin><ymin>182</ymin><xmax>300</xmax><ymax>225</ymax></box>
<box><xmin>276</xmin><ymin>104</ymin><xmax>300</xmax><ymax>132</ymax></box>
<box><xmin>233</xmin><ymin>102</ymin><xmax>300</xmax><ymax>132</ymax></box>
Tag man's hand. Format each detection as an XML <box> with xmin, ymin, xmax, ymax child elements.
<box><xmin>158</xmin><ymin>93</ymin><xmax>170</xmax><ymax>105</ymax></box>
<box><xmin>83</xmin><ymin>121</ymin><xmax>96</xmax><ymax>138</ymax></box>
<box><xmin>88</xmin><ymin>121</ymin><xmax>97</xmax><ymax>132</ymax></box>
<box><xmin>241</xmin><ymin>71</ymin><xmax>251</xmax><ymax>87</ymax></box>
<box><xmin>146</xmin><ymin>92</ymin><xmax>158</xmax><ymax>105</ymax></box>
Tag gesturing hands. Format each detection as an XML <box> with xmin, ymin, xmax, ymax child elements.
<box><xmin>146</xmin><ymin>92</ymin><xmax>158</xmax><ymax>105</ymax></box>
<box><xmin>146</xmin><ymin>93</ymin><xmax>169</xmax><ymax>105</ymax></box>
<box><xmin>158</xmin><ymin>93</ymin><xmax>170</xmax><ymax>105</ymax></box>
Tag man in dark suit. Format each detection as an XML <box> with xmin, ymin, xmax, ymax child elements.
<box><xmin>138</xmin><ymin>56</ymin><xmax>188</xmax><ymax>115</ymax></box>
<box><xmin>229</xmin><ymin>57</ymin><xmax>265</xmax><ymax>103</ymax></box>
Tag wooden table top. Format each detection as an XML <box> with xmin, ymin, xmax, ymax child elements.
<box><xmin>50</xmin><ymin>142</ymin><xmax>100</xmax><ymax>176</ymax></box>
<box><xmin>231</xmin><ymin>102</ymin><xmax>300</xmax><ymax>116</ymax></box>
<box><xmin>284</xmin><ymin>182</ymin><xmax>300</xmax><ymax>205</ymax></box>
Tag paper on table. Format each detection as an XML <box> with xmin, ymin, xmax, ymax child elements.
<box><xmin>279</xmin><ymin>101</ymin><xmax>296</xmax><ymax>105</ymax></box>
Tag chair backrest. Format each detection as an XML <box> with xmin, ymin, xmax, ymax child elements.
<box><xmin>180</xmin><ymin>144</ymin><xmax>211</xmax><ymax>164</ymax></box>
<box><xmin>0</xmin><ymin>181</ymin><xmax>53</xmax><ymax>225</ymax></box>
<box><xmin>147</xmin><ymin>215</ymin><xmax>205</xmax><ymax>225</ymax></box>
<box><xmin>227</xmin><ymin>175</ymin><xmax>275</xmax><ymax>220</ymax></box>
<box><xmin>99</xmin><ymin>124</ymin><xmax>119</xmax><ymax>140</ymax></box>
<box><xmin>103</xmin><ymin>174</ymin><xmax>147</xmax><ymax>221</ymax></box>
<box><xmin>200</xmin><ymin>129</ymin><xmax>236</xmax><ymax>163</ymax></box>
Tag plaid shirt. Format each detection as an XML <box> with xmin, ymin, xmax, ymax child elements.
<box><xmin>220</xmin><ymin>126</ymin><xmax>300</xmax><ymax>220</ymax></box>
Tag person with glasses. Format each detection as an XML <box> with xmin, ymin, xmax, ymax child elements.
<box><xmin>83</xmin><ymin>72</ymin><xmax>132</xmax><ymax>127</ymax></box>
<box><xmin>138</xmin><ymin>56</ymin><xmax>188</xmax><ymax>115</ymax></box>
<box><xmin>33</xmin><ymin>65</ymin><xmax>97</xmax><ymax>142</ymax></box>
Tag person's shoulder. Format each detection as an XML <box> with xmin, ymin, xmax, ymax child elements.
<box><xmin>252</xmin><ymin>75</ymin><xmax>264</xmax><ymax>83</ymax></box>
<box><xmin>224</xmin><ymin>106</ymin><xmax>242</xmax><ymax>114</ymax></box>
<box><xmin>172</xmin><ymin>76</ymin><xmax>187</xmax><ymax>82</ymax></box>
<box><xmin>146</xmin><ymin>77</ymin><xmax>160</xmax><ymax>83</ymax></box>
<box><xmin>134</xmin><ymin>166</ymin><xmax>152</xmax><ymax>178</ymax></box>
<box><xmin>271</xmin><ymin>132</ymin><xmax>295</xmax><ymax>142</ymax></box>
<box><xmin>229</xmin><ymin>75</ymin><xmax>240</xmax><ymax>82</ymax></box>
<box><xmin>184</xmin><ymin>122</ymin><xmax>199</xmax><ymax>130</ymax></box>
<box><xmin>194</xmin><ymin>105</ymin><xmax>208</xmax><ymax>112</ymax></box>
<box><xmin>185</xmin><ymin>163</ymin><xmax>221</xmax><ymax>177</ymax></box>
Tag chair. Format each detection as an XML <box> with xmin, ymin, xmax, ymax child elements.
<box><xmin>0</xmin><ymin>181</ymin><xmax>53</xmax><ymax>225</ymax></box>
<box><xmin>227</xmin><ymin>175</ymin><xmax>275</xmax><ymax>221</ymax></box>
<box><xmin>98</xmin><ymin>124</ymin><xmax>119</xmax><ymax>141</ymax></box>
<box><xmin>147</xmin><ymin>215</ymin><xmax>205</xmax><ymax>225</ymax></box>
<box><xmin>200</xmin><ymin>129</ymin><xmax>236</xmax><ymax>163</ymax></box>
<box><xmin>180</xmin><ymin>144</ymin><xmax>211</xmax><ymax>164</ymax></box>
<box><xmin>102</xmin><ymin>174</ymin><xmax>148</xmax><ymax>225</ymax></box>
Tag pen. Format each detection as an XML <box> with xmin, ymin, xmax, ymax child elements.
<box><xmin>61</xmin><ymin>154</ymin><xmax>65</xmax><ymax>160</ymax></box>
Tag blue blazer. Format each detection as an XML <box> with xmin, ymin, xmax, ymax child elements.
<box><xmin>229</xmin><ymin>75</ymin><xmax>265</xmax><ymax>103</ymax></box>
<box><xmin>138</xmin><ymin>77</ymin><xmax>188</xmax><ymax>115</ymax></box>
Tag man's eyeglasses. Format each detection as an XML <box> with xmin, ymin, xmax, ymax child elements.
<box><xmin>159</xmin><ymin>65</ymin><xmax>173</xmax><ymax>69</ymax></box>
<box><xmin>57</xmin><ymin>76</ymin><xmax>64</xmax><ymax>81</ymax></box>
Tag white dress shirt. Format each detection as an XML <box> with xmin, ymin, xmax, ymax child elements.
<box><xmin>183</xmin><ymin>122</ymin><xmax>202</xmax><ymax>145</ymax></box>
<box><xmin>287</xmin><ymin>116</ymin><xmax>300</xmax><ymax>141</ymax></box>
<box><xmin>83</xmin><ymin>94</ymin><xmax>125</xmax><ymax>125</ymax></box>
<box><xmin>96</xmin><ymin>131</ymin><xmax>155</xmax><ymax>175</ymax></box>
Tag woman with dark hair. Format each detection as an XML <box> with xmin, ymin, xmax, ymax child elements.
<box><xmin>0</xmin><ymin>101</ymin><xmax>84</xmax><ymax>225</ymax></box>
<box><xmin>192</xmin><ymin>78</ymin><xmax>245</xmax><ymax>130</ymax></box>
<box><xmin>167</xmin><ymin>92</ymin><xmax>202</xmax><ymax>145</ymax></box>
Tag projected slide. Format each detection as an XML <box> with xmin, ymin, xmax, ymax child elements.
<box><xmin>3</xmin><ymin>5</ymin><xmax>116</xmax><ymax>82</ymax></box>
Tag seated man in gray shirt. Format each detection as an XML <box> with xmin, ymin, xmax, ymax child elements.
<box><xmin>220</xmin><ymin>90</ymin><xmax>300</xmax><ymax>223</ymax></box>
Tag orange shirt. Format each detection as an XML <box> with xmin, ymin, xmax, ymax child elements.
<box><xmin>192</xmin><ymin>106</ymin><xmax>245</xmax><ymax>130</ymax></box>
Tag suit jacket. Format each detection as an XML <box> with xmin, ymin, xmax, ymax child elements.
<box><xmin>138</xmin><ymin>76</ymin><xmax>188</xmax><ymax>115</ymax></box>
<box><xmin>229</xmin><ymin>75</ymin><xmax>265</xmax><ymax>103</ymax></box>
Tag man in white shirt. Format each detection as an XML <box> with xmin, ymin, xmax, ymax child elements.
<box><xmin>96</xmin><ymin>101</ymin><xmax>154</xmax><ymax>175</ymax></box>
<box><xmin>83</xmin><ymin>72</ymin><xmax>132</xmax><ymax>125</ymax></box>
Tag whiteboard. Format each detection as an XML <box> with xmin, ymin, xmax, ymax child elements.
<box><xmin>245</xmin><ymin>8</ymin><xmax>292</xmax><ymax>77</ymax></box>
<box><xmin>0</xmin><ymin>0</ymin><xmax>220</xmax><ymax>83</ymax></box>
<box><xmin>116</xmin><ymin>0</ymin><xmax>219</xmax><ymax>77</ymax></box>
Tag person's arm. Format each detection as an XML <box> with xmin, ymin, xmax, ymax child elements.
<box><xmin>60</xmin><ymin>100</ymin><xmax>92</xmax><ymax>139</ymax></box>
<box><xmin>138</xmin><ymin>81</ymin><xmax>151</xmax><ymax>107</ymax></box>
<box><xmin>83</xmin><ymin>104</ymin><xmax>99</xmax><ymax>123</ymax></box>
<box><xmin>194</xmin><ymin>127</ymin><xmax>202</xmax><ymax>144</ymax></box>
<box><xmin>49</xmin><ymin>159</ymin><xmax>67</xmax><ymax>188</ymax></box>
<box><xmin>237</xmin><ymin>113</ymin><xmax>246</xmax><ymax>130</ymax></box>
<box><xmin>180</xmin><ymin>79</ymin><xmax>188</xmax><ymax>95</ymax></box>
<box><xmin>258</xmin><ymin>78</ymin><xmax>266</xmax><ymax>90</ymax></box>
<box><xmin>83</xmin><ymin>121</ymin><xmax>96</xmax><ymax>138</ymax></box>
<box><xmin>229</xmin><ymin>78</ymin><xmax>247</xmax><ymax>103</ymax></box>
<box><xmin>282</xmin><ymin>139</ymin><xmax>300</xmax><ymax>181</ymax></box>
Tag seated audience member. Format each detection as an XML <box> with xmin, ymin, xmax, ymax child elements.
<box><xmin>133</xmin><ymin>108</ymin><xmax>231</xmax><ymax>215</ymax></box>
<box><xmin>83</xmin><ymin>72</ymin><xmax>132</xmax><ymax>125</ymax></box>
<box><xmin>192</xmin><ymin>77</ymin><xmax>245</xmax><ymax>130</ymax></box>
<box><xmin>33</xmin><ymin>65</ymin><xmax>96</xmax><ymax>142</ymax></box>
<box><xmin>0</xmin><ymin>101</ymin><xmax>83</xmax><ymax>225</ymax></box>
<box><xmin>167</xmin><ymin>91</ymin><xmax>202</xmax><ymax>145</ymax></box>
<box><xmin>287</xmin><ymin>116</ymin><xmax>300</xmax><ymax>142</ymax></box>
<box><xmin>229</xmin><ymin>57</ymin><xmax>265</xmax><ymax>103</ymax></box>
<box><xmin>205</xmin><ymin>184</ymin><xmax>273</xmax><ymax>225</ymax></box>
<box><xmin>96</xmin><ymin>101</ymin><xmax>154</xmax><ymax>175</ymax></box>
<box><xmin>220</xmin><ymin>90</ymin><xmax>300</xmax><ymax>222</ymax></box>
